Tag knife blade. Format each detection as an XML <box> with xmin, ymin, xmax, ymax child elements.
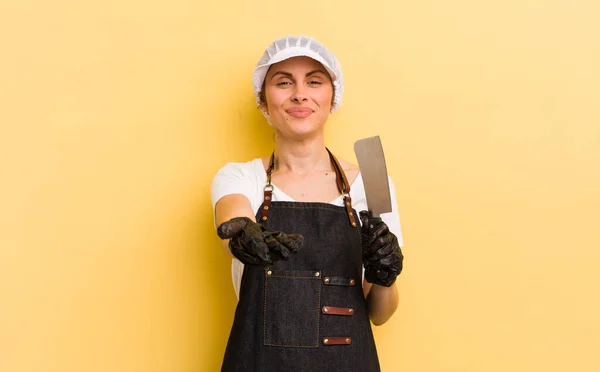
<box><xmin>354</xmin><ymin>136</ymin><xmax>392</xmax><ymax>217</ymax></box>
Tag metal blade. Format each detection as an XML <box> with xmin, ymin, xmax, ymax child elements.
<box><xmin>354</xmin><ymin>136</ymin><xmax>392</xmax><ymax>217</ymax></box>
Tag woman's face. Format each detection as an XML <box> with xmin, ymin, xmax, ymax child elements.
<box><xmin>262</xmin><ymin>56</ymin><xmax>334</xmax><ymax>138</ymax></box>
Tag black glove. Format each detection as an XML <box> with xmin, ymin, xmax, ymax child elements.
<box><xmin>217</xmin><ymin>217</ymin><xmax>304</xmax><ymax>266</ymax></box>
<box><xmin>360</xmin><ymin>211</ymin><xmax>403</xmax><ymax>287</ymax></box>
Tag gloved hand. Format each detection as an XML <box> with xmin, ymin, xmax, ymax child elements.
<box><xmin>359</xmin><ymin>211</ymin><xmax>403</xmax><ymax>287</ymax></box>
<box><xmin>217</xmin><ymin>217</ymin><xmax>304</xmax><ymax>266</ymax></box>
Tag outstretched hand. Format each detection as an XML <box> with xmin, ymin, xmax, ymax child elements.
<box><xmin>217</xmin><ymin>217</ymin><xmax>304</xmax><ymax>266</ymax></box>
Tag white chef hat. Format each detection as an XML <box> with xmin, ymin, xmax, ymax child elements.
<box><xmin>252</xmin><ymin>35</ymin><xmax>344</xmax><ymax>113</ymax></box>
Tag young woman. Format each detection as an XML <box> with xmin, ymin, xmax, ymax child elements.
<box><xmin>211</xmin><ymin>35</ymin><xmax>404</xmax><ymax>372</ymax></box>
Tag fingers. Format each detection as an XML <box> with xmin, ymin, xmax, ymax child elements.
<box><xmin>363</xmin><ymin>235</ymin><xmax>403</xmax><ymax>286</ymax></box>
<box><xmin>244</xmin><ymin>234</ymin><xmax>272</xmax><ymax>263</ymax></box>
<box><xmin>219</xmin><ymin>217</ymin><xmax>303</xmax><ymax>265</ymax></box>
<box><xmin>372</xmin><ymin>222</ymin><xmax>389</xmax><ymax>237</ymax></box>
<box><xmin>217</xmin><ymin>217</ymin><xmax>251</xmax><ymax>239</ymax></box>
<box><xmin>264</xmin><ymin>232</ymin><xmax>304</xmax><ymax>261</ymax></box>
<box><xmin>231</xmin><ymin>218</ymin><xmax>273</xmax><ymax>263</ymax></box>
<box><xmin>360</xmin><ymin>210</ymin><xmax>391</xmax><ymax>259</ymax></box>
<box><xmin>230</xmin><ymin>245</ymin><xmax>267</xmax><ymax>265</ymax></box>
<box><xmin>364</xmin><ymin>261</ymin><xmax>396</xmax><ymax>287</ymax></box>
<box><xmin>264</xmin><ymin>233</ymin><xmax>290</xmax><ymax>260</ymax></box>
<box><xmin>367</xmin><ymin>235</ymin><xmax>396</xmax><ymax>260</ymax></box>
<box><xmin>359</xmin><ymin>210</ymin><xmax>371</xmax><ymax>227</ymax></box>
<box><xmin>275</xmin><ymin>233</ymin><xmax>304</xmax><ymax>253</ymax></box>
<box><xmin>359</xmin><ymin>210</ymin><xmax>387</xmax><ymax>236</ymax></box>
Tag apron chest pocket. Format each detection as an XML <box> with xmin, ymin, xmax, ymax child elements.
<box><xmin>263</xmin><ymin>269</ymin><xmax>322</xmax><ymax>348</ymax></box>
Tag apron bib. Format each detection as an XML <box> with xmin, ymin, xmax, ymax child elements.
<box><xmin>221</xmin><ymin>150</ymin><xmax>380</xmax><ymax>372</ymax></box>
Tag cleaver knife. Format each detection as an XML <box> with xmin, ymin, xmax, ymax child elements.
<box><xmin>354</xmin><ymin>136</ymin><xmax>392</xmax><ymax>217</ymax></box>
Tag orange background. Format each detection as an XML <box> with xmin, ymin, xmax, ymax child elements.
<box><xmin>1</xmin><ymin>1</ymin><xmax>599</xmax><ymax>371</ymax></box>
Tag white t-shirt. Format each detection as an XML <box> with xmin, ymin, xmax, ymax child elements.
<box><xmin>211</xmin><ymin>158</ymin><xmax>404</xmax><ymax>299</ymax></box>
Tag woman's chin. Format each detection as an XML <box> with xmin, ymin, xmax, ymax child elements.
<box><xmin>274</xmin><ymin>117</ymin><xmax>326</xmax><ymax>135</ymax></box>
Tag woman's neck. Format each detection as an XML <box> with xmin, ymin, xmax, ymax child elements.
<box><xmin>273</xmin><ymin>137</ymin><xmax>331</xmax><ymax>176</ymax></box>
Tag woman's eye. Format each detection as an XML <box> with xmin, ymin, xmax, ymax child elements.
<box><xmin>277</xmin><ymin>81</ymin><xmax>292</xmax><ymax>86</ymax></box>
<box><xmin>308</xmin><ymin>81</ymin><xmax>322</xmax><ymax>85</ymax></box>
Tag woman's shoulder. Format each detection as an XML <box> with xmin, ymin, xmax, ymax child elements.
<box><xmin>336</xmin><ymin>156</ymin><xmax>358</xmax><ymax>171</ymax></box>
<box><xmin>214</xmin><ymin>157</ymin><xmax>265</xmax><ymax>178</ymax></box>
<box><xmin>211</xmin><ymin>157</ymin><xmax>266</xmax><ymax>208</ymax></box>
<box><xmin>335</xmin><ymin>156</ymin><xmax>360</xmax><ymax>185</ymax></box>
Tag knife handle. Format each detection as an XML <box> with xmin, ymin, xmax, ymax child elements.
<box><xmin>359</xmin><ymin>210</ymin><xmax>385</xmax><ymax>237</ymax></box>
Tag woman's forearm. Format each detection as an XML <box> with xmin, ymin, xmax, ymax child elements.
<box><xmin>365</xmin><ymin>282</ymin><xmax>399</xmax><ymax>326</ymax></box>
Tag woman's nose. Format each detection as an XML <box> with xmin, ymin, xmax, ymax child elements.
<box><xmin>291</xmin><ymin>86</ymin><xmax>308</xmax><ymax>103</ymax></box>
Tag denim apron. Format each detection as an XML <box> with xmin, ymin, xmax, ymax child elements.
<box><xmin>221</xmin><ymin>150</ymin><xmax>381</xmax><ymax>372</ymax></box>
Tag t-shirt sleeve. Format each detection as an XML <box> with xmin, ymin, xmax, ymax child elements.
<box><xmin>211</xmin><ymin>162</ymin><xmax>253</xmax><ymax>207</ymax></box>
<box><xmin>210</xmin><ymin>162</ymin><xmax>258</xmax><ymax>227</ymax></box>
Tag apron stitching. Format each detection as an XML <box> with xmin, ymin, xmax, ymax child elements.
<box><xmin>263</xmin><ymin>344</ymin><xmax>319</xmax><ymax>348</ymax></box>
<box><xmin>263</xmin><ymin>271</ymin><xmax>268</xmax><ymax>346</ymax></box>
<box><xmin>269</xmin><ymin>205</ymin><xmax>350</xmax><ymax>211</ymax></box>
<box><xmin>267</xmin><ymin>275</ymin><xmax>321</xmax><ymax>279</ymax></box>
<box><xmin>316</xmin><ymin>277</ymin><xmax>321</xmax><ymax>347</ymax></box>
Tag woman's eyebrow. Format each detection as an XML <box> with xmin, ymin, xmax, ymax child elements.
<box><xmin>270</xmin><ymin>69</ymin><xmax>328</xmax><ymax>80</ymax></box>
<box><xmin>306</xmin><ymin>69</ymin><xmax>328</xmax><ymax>77</ymax></box>
<box><xmin>270</xmin><ymin>71</ymin><xmax>293</xmax><ymax>80</ymax></box>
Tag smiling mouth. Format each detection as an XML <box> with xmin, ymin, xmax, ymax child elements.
<box><xmin>286</xmin><ymin>108</ymin><xmax>313</xmax><ymax>118</ymax></box>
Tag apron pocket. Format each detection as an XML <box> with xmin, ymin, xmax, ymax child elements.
<box><xmin>263</xmin><ymin>269</ymin><xmax>322</xmax><ymax>348</ymax></box>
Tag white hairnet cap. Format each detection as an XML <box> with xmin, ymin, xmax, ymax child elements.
<box><xmin>252</xmin><ymin>35</ymin><xmax>344</xmax><ymax>113</ymax></box>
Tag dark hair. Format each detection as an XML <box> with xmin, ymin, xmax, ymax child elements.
<box><xmin>258</xmin><ymin>81</ymin><xmax>267</xmax><ymax>108</ymax></box>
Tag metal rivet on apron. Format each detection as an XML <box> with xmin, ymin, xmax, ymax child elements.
<box><xmin>263</xmin><ymin>205</ymin><xmax>269</xmax><ymax>210</ymax></box>
<box><xmin>267</xmin><ymin>270</ymin><xmax>272</xmax><ymax>276</ymax></box>
<box><xmin>265</xmin><ymin>196</ymin><xmax>271</xmax><ymax>200</ymax></box>
<box><xmin>261</xmin><ymin>216</ymin><xmax>267</xmax><ymax>221</ymax></box>
<box><xmin>349</xmin><ymin>211</ymin><xmax>353</xmax><ymax>216</ymax></box>
<box><xmin>314</xmin><ymin>272</ymin><xmax>320</xmax><ymax>277</ymax></box>
<box><xmin>323</xmin><ymin>277</ymin><xmax>330</xmax><ymax>284</ymax></box>
<box><xmin>345</xmin><ymin>338</ymin><xmax>351</xmax><ymax>344</ymax></box>
<box><xmin>349</xmin><ymin>279</ymin><xmax>356</xmax><ymax>286</ymax></box>
<box><xmin>346</xmin><ymin>201</ymin><xmax>350</xmax><ymax>206</ymax></box>
<box><xmin>323</xmin><ymin>338</ymin><xmax>329</xmax><ymax>345</ymax></box>
<box><xmin>323</xmin><ymin>307</ymin><xmax>329</xmax><ymax>313</ymax></box>
<box><xmin>348</xmin><ymin>309</ymin><xmax>354</xmax><ymax>314</ymax></box>
<box><xmin>352</xmin><ymin>222</ymin><xmax>357</xmax><ymax>227</ymax></box>
<box><xmin>369</xmin><ymin>224</ymin><xmax>374</xmax><ymax>229</ymax></box>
